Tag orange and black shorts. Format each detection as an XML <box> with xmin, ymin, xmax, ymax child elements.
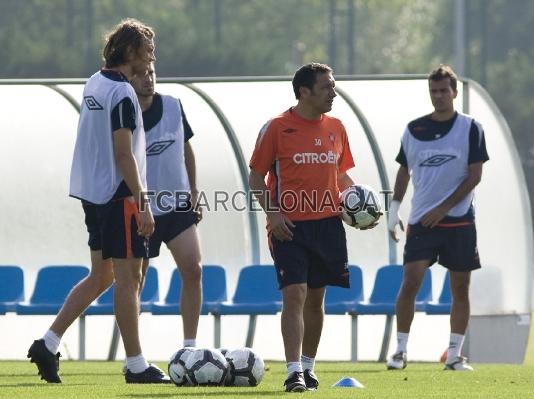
<box><xmin>82</xmin><ymin>198</ymin><xmax>148</xmax><ymax>260</ymax></box>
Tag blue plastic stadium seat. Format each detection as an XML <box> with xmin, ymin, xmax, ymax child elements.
<box><xmin>16</xmin><ymin>265</ymin><xmax>89</xmax><ymax>315</ymax></box>
<box><xmin>356</xmin><ymin>264</ymin><xmax>432</xmax><ymax>315</ymax></box>
<box><xmin>324</xmin><ymin>265</ymin><xmax>364</xmax><ymax>315</ymax></box>
<box><xmin>426</xmin><ymin>272</ymin><xmax>451</xmax><ymax>314</ymax></box>
<box><xmin>215</xmin><ymin>265</ymin><xmax>282</xmax><ymax>315</ymax></box>
<box><xmin>151</xmin><ymin>265</ymin><xmax>227</xmax><ymax>315</ymax></box>
<box><xmin>0</xmin><ymin>265</ymin><xmax>24</xmax><ymax>314</ymax></box>
<box><xmin>85</xmin><ymin>266</ymin><xmax>159</xmax><ymax>315</ymax></box>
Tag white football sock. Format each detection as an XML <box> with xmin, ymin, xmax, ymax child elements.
<box><xmin>183</xmin><ymin>338</ymin><xmax>197</xmax><ymax>348</ymax></box>
<box><xmin>301</xmin><ymin>355</ymin><xmax>315</xmax><ymax>371</ymax></box>
<box><xmin>286</xmin><ymin>361</ymin><xmax>303</xmax><ymax>376</ymax></box>
<box><xmin>126</xmin><ymin>353</ymin><xmax>150</xmax><ymax>374</ymax></box>
<box><xmin>395</xmin><ymin>332</ymin><xmax>409</xmax><ymax>354</ymax></box>
<box><xmin>446</xmin><ymin>333</ymin><xmax>465</xmax><ymax>362</ymax></box>
<box><xmin>42</xmin><ymin>330</ymin><xmax>61</xmax><ymax>354</ymax></box>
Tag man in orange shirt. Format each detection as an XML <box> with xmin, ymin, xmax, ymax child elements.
<box><xmin>249</xmin><ymin>63</ymin><xmax>369</xmax><ymax>392</ymax></box>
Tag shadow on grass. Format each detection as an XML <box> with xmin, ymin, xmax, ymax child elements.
<box><xmin>320</xmin><ymin>368</ymin><xmax>438</xmax><ymax>374</ymax></box>
<box><xmin>0</xmin><ymin>373</ymin><xmax>38</xmax><ymax>377</ymax></box>
<box><xmin>60</xmin><ymin>372</ymin><xmax>125</xmax><ymax>377</ymax></box>
<box><xmin>0</xmin><ymin>383</ymin><xmax>49</xmax><ymax>388</ymax></box>
<box><xmin>0</xmin><ymin>372</ymin><xmax>123</xmax><ymax>377</ymax></box>
<box><xmin>320</xmin><ymin>369</ymin><xmax>382</xmax><ymax>374</ymax></box>
<box><xmin>119</xmin><ymin>390</ymin><xmax>282</xmax><ymax>398</ymax></box>
<box><xmin>0</xmin><ymin>383</ymin><xmax>93</xmax><ymax>388</ymax></box>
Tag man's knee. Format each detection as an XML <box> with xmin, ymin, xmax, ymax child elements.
<box><xmin>130</xmin><ymin>266</ymin><xmax>143</xmax><ymax>284</ymax></box>
<box><xmin>399</xmin><ymin>276</ymin><xmax>422</xmax><ymax>298</ymax></box>
<box><xmin>283</xmin><ymin>284</ymin><xmax>307</xmax><ymax>309</ymax></box>
<box><xmin>180</xmin><ymin>262</ymin><xmax>202</xmax><ymax>284</ymax></box>
<box><xmin>86</xmin><ymin>269</ymin><xmax>114</xmax><ymax>293</ymax></box>
<box><xmin>304</xmin><ymin>288</ymin><xmax>325</xmax><ymax>312</ymax></box>
<box><xmin>114</xmin><ymin>265</ymin><xmax>143</xmax><ymax>292</ymax></box>
<box><xmin>97</xmin><ymin>273</ymin><xmax>114</xmax><ymax>293</ymax></box>
<box><xmin>452</xmin><ymin>283</ymin><xmax>470</xmax><ymax>302</ymax></box>
<box><xmin>450</xmin><ymin>272</ymin><xmax>471</xmax><ymax>302</ymax></box>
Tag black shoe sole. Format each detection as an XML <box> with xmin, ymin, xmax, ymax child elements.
<box><xmin>285</xmin><ymin>384</ymin><xmax>306</xmax><ymax>392</ymax></box>
<box><xmin>387</xmin><ymin>365</ymin><xmax>407</xmax><ymax>370</ymax></box>
<box><xmin>28</xmin><ymin>356</ymin><xmax>61</xmax><ymax>383</ymax></box>
<box><xmin>27</xmin><ymin>345</ymin><xmax>61</xmax><ymax>383</ymax></box>
<box><xmin>126</xmin><ymin>379</ymin><xmax>172</xmax><ymax>384</ymax></box>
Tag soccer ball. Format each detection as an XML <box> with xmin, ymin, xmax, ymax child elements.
<box><xmin>168</xmin><ymin>347</ymin><xmax>195</xmax><ymax>386</ymax></box>
<box><xmin>184</xmin><ymin>348</ymin><xmax>228</xmax><ymax>386</ymax></box>
<box><xmin>225</xmin><ymin>347</ymin><xmax>265</xmax><ymax>387</ymax></box>
<box><xmin>340</xmin><ymin>184</ymin><xmax>381</xmax><ymax>228</ymax></box>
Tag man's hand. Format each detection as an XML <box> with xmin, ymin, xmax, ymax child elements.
<box><xmin>388</xmin><ymin>200</ymin><xmax>404</xmax><ymax>242</ymax></box>
<box><xmin>360</xmin><ymin>212</ymin><xmax>383</xmax><ymax>230</ymax></box>
<box><xmin>135</xmin><ymin>196</ymin><xmax>155</xmax><ymax>237</ymax></box>
<box><xmin>191</xmin><ymin>189</ymin><xmax>202</xmax><ymax>222</ymax></box>
<box><xmin>420</xmin><ymin>205</ymin><xmax>448</xmax><ymax>228</ymax></box>
<box><xmin>268</xmin><ymin>211</ymin><xmax>295</xmax><ymax>241</ymax></box>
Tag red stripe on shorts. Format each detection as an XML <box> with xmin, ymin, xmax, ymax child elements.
<box><xmin>123</xmin><ymin>198</ymin><xmax>140</xmax><ymax>258</ymax></box>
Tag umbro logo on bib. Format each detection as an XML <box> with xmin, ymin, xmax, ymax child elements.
<box><xmin>84</xmin><ymin>96</ymin><xmax>103</xmax><ymax>110</ymax></box>
<box><xmin>146</xmin><ymin>140</ymin><xmax>175</xmax><ymax>156</ymax></box>
<box><xmin>419</xmin><ymin>154</ymin><xmax>456</xmax><ymax>167</ymax></box>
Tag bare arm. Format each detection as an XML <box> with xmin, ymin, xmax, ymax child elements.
<box><xmin>184</xmin><ymin>141</ymin><xmax>201</xmax><ymax>219</ymax></box>
<box><xmin>249</xmin><ymin>169</ymin><xmax>270</xmax><ymax>212</ymax></box>
<box><xmin>392</xmin><ymin>166</ymin><xmax>410</xmax><ymax>202</ymax></box>
<box><xmin>184</xmin><ymin>141</ymin><xmax>197</xmax><ymax>194</ymax></box>
<box><xmin>421</xmin><ymin>162</ymin><xmax>484</xmax><ymax>228</ymax></box>
<box><xmin>337</xmin><ymin>172</ymin><xmax>355</xmax><ymax>192</ymax></box>
<box><xmin>389</xmin><ymin>166</ymin><xmax>410</xmax><ymax>241</ymax></box>
<box><xmin>113</xmin><ymin>128</ymin><xmax>154</xmax><ymax>237</ymax></box>
<box><xmin>249</xmin><ymin>168</ymin><xmax>295</xmax><ymax>241</ymax></box>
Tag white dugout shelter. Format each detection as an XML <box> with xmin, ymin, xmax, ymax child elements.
<box><xmin>0</xmin><ymin>76</ymin><xmax>532</xmax><ymax>363</ymax></box>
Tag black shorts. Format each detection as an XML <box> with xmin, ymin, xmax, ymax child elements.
<box><xmin>82</xmin><ymin>198</ymin><xmax>148</xmax><ymax>260</ymax></box>
<box><xmin>269</xmin><ymin>216</ymin><xmax>349</xmax><ymax>290</ymax></box>
<box><xmin>148</xmin><ymin>207</ymin><xmax>199</xmax><ymax>258</ymax></box>
<box><xmin>403</xmin><ymin>222</ymin><xmax>481</xmax><ymax>272</ymax></box>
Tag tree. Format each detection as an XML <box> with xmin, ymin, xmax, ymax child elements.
<box><xmin>1</xmin><ymin>0</ymin><xmax>534</xmax><ymax>199</ymax></box>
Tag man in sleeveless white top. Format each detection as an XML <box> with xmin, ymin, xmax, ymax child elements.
<box><xmin>28</xmin><ymin>19</ymin><xmax>170</xmax><ymax>384</ymax></box>
<box><xmin>130</xmin><ymin>62</ymin><xmax>202</xmax><ymax>349</ymax></box>
<box><xmin>386</xmin><ymin>65</ymin><xmax>489</xmax><ymax>372</ymax></box>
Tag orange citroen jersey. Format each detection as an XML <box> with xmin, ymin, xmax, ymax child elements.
<box><xmin>249</xmin><ymin>107</ymin><xmax>355</xmax><ymax>221</ymax></box>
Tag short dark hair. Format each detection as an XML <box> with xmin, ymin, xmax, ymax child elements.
<box><xmin>102</xmin><ymin>18</ymin><xmax>155</xmax><ymax>68</ymax></box>
<box><xmin>292</xmin><ymin>63</ymin><xmax>333</xmax><ymax>99</ymax></box>
<box><xmin>428</xmin><ymin>64</ymin><xmax>458</xmax><ymax>91</ymax></box>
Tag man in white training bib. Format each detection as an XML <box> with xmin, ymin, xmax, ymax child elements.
<box><xmin>131</xmin><ymin>62</ymin><xmax>202</xmax><ymax>350</ymax></box>
<box><xmin>387</xmin><ymin>65</ymin><xmax>489</xmax><ymax>372</ymax></box>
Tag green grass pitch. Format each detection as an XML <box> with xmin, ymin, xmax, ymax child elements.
<box><xmin>1</xmin><ymin>360</ymin><xmax>534</xmax><ymax>398</ymax></box>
